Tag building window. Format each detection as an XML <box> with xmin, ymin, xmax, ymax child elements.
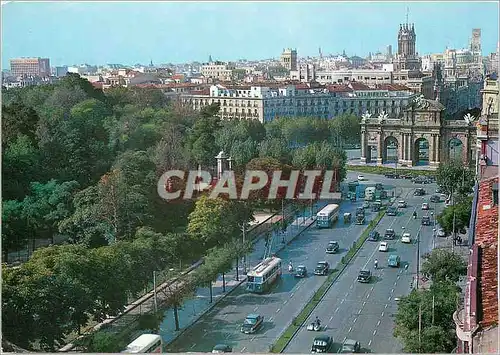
<box><xmin>493</xmin><ymin>183</ymin><xmax>499</xmax><ymax>206</ymax></box>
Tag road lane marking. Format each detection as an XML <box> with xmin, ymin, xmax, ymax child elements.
<box><xmin>284</xmin><ymin>300</ymin><xmax>288</xmax><ymax>304</ymax></box>
<box><xmin>223</xmin><ymin>314</ymin><xmax>228</xmax><ymax>318</ymax></box>
<box><xmin>366</xmin><ymin>293</ymin><xmax>370</xmax><ymax>299</ymax></box>
<box><xmin>381</xmin><ymin>312</ymin><xmax>384</xmax><ymax>317</ymax></box>
<box><xmin>385</xmin><ymin>304</ymin><xmax>388</xmax><ymax>308</ymax></box>
<box><xmin>276</xmin><ymin>308</ymin><xmax>281</xmax><ymax>313</ymax></box>
<box><xmin>373</xmin><ymin>329</ymin><xmax>377</xmax><ymax>336</ymax></box>
<box><xmin>370</xmin><ymin>286</ymin><xmax>374</xmax><ymax>291</ymax></box>
<box><xmin>241</xmin><ymin>347</ymin><xmax>246</xmax><ymax>352</ymax></box>
<box><xmin>397</xmin><ymin>275</ymin><xmax>401</xmax><ymax>279</ymax></box>
<box><xmin>190</xmin><ymin>344</ymin><xmax>196</xmax><ymax>349</ymax></box>
<box><xmin>254</xmin><ymin>306</ymin><xmax>258</xmax><ymax>311</ymax></box>
<box><xmin>368</xmin><ymin>340</ymin><xmax>372</xmax><ymax>346</ymax></box>
<box><xmin>363</xmin><ymin>301</ymin><xmax>366</xmax><ymax>307</ymax></box>
<box><xmin>341</xmin><ymin>299</ymin><xmax>345</xmax><ymax>304</ymax></box>
<box><xmin>251</xmin><ymin>336</ymin><xmax>256</xmax><ymax>341</ymax></box>
<box><xmin>353</xmin><ymin>318</ymin><xmax>357</xmax><ymax>323</ymax></box>
<box><xmin>343</xmin><ymin>337</ymin><xmax>347</xmax><ymax>343</ymax></box>
<box><xmin>330</xmin><ymin>316</ymin><xmax>334</xmax><ymax>321</ymax></box>
<box><xmin>350</xmin><ymin>284</ymin><xmax>353</xmax><ymax>289</ymax></box>
<box><xmin>377</xmin><ymin>320</ymin><xmax>381</xmax><ymax>326</ymax></box>
<box><xmin>290</xmin><ymin>293</ymin><xmax>294</xmax><ymax>297</ymax></box>
<box><xmin>349</xmin><ymin>326</ymin><xmax>352</xmax><ymax>332</ymax></box>
<box><xmin>335</xmin><ymin>307</ymin><xmax>339</xmax><ymax>313</ymax></box>
<box><xmin>345</xmin><ymin>292</ymin><xmax>349</xmax><ymax>297</ymax></box>
<box><xmin>358</xmin><ymin>308</ymin><xmax>362</xmax><ymax>315</ymax></box>
<box><xmin>388</xmin><ymin>296</ymin><xmax>391</xmax><ymax>301</ymax></box>
<box><xmin>391</xmin><ymin>289</ymin><xmax>394</xmax><ymax>293</ymax></box>
<box><xmin>394</xmin><ymin>281</ymin><xmax>397</xmax><ymax>286</ymax></box>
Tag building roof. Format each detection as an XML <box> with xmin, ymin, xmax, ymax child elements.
<box><xmin>375</xmin><ymin>83</ymin><xmax>412</xmax><ymax>91</ymax></box>
<box><xmin>349</xmin><ymin>82</ymin><xmax>371</xmax><ymax>91</ymax></box>
<box><xmin>326</xmin><ymin>84</ymin><xmax>353</xmax><ymax>93</ymax></box>
<box><xmin>129</xmin><ymin>74</ymin><xmax>162</xmax><ymax>85</ymax></box>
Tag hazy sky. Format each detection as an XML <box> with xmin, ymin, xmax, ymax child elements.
<box><xmin>2</xmin><ymin>1</ymin><xmax>499</xmax><ymax>67</ymax></box>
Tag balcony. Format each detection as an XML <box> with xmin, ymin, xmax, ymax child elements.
<box><xmin>453</xmin><ymin>308</ymin><xmax>471</xmax><ymax>342</ymax></box>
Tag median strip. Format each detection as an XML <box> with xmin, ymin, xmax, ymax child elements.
<box><xmin>270</xmin><ymin>210</ymin><xmax>386</xmax><ymax>353</ymax></box>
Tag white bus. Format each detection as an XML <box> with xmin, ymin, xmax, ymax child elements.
<box><xmin>246</xmin><ymin>256</ymin><xmax>282</xmax><ymax>293</ymax></box>
<box><xmin>365</xmin><ymin>187</ymin><xmax>376</xmax><ymax>201</ymax></box>
<box><xmin>316</xmin><ymin>204</ymin><xmax>340</xmax><ymax>228</ymax></box>
<box><xmin>122</xmin><ymin>334</ymin><xmax>163</xmax><ymax>353</ymax></box>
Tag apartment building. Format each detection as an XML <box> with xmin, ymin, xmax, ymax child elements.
<box><xmin>454</xmin><ymin>74</ymin><xmax>498</xmax><ymax>354</ymax></box>
<box><xmin>200</xmin><ymin>61</ymin><xmax>235</xmax><ymax>81</ymax></box>
<box><xmin>180</xmin><ymin>82</ymin><xmax>415</xmax><ymax>123</ymax></box>
<box><xmin>10</xmin><ymin>57</ymin><xmax>51</xmax><ymax>77</ymax></box>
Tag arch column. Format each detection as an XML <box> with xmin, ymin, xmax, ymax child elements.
<box><xmin>464</xmin><ymin>133</ymin><xmax>471</xmax><ymax>166</ymax></box>
<box><xmin>376</xmin><ymin>132</ymin><xmax>383</xmax><ymax>165</ymax></box>
<box><xmin>360</xmin><ymin>129</ymin><xmax>367</xmax><ymax>163</ymax></box>
<box><xmin>435</xmin><ymin>134</ymin><xmax>441</xmax><ymax>164</ymax></box>
<box><xmin>398</xmin><ymin>133</ymin><xmax>405</xmax><ymax>164</ymax></box>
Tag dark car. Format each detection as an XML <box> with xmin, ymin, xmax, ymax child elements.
<box><xmin>212</xmin><ymin>344</ymin><xmax>233</xmax><ymax>353</ymax></box>
<box><xmin>386</xmin><ymin>206</ymin><xmax>398</xmax><ymax>216</ymax></box>
<box><xmin>375</xmin><ymin>183</ymin><xmax>383</xmax><ymax>190</ymax></box>
<box><xmin>371</xmin><ymin>201</ymin><xmax>382</xmax><ymax>212</ymax></box>
<box><xmin>414</xmin><ymin>188</ymin><xmax>426</xmax><ymax>196</ymax></box>
<box><xmin>326</xmin><ymin>241</ymin><xmax>339</xmax><ymax>254</ymax></box>
<box><xmin>357</xmin><ymin>269</ymin><xmax>372</xmax><ymax>283</ymax></box>
<box><xmin>314</xmin><ymin>261</ymin><xmax>330</xmax><ymax>276</ymax></box>
<box><xmin>430</xmin><ymin>195</ymin><xmax>441</xmax><ymax>203</ymax></box>
<box><xmin>421</xmin><ymin>216</ymin><xmax>431</xmax><ymax>226</ymax></box>
<box><xmin>240</xmin><ymin>314</ymin><xmax>263</xmax><ymax>334</ymax></box>
<box><xmin>413</xmin><ymin>176</ymin><xmax>430</xmax><ymax>184</ymax></box>
<box><xmin>340</xmin><ymin>339</ymin><xmax>361</xmax><ymax>353</ymax></box>
<box><xmin>294</xmin><ymin>265</ymin><xmax>307</xmax><ymax>278</ymax></box>
<box><xmin>368</xmin><ymin>230</ymin><xmax>380</xmax><ymax>242</ymax></box>
<box><xmin>388</xmin><ymin>254</ymin><xmax>401</xmax><ymax>267</ymax></box>
<box><xmin>311</xmin><ymin>335</ymin><xmax>333</xmax><ymax>353</ymax></box>
<box><xmin>384</xmin><ymin>173</ymin><xmax>398</xmax><ymax>179</ymax></box>
<box><xmin>384</xmin><ymin>228</ymin><xmax>396</xmax><ymax>239</ymax></box>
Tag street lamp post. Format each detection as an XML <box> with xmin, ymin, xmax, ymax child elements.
<box><xmin>416</xmin><ymin>230</ymin><xmax>421</xmax><ymax>290</ymax></box>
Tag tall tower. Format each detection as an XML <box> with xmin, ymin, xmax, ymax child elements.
<box><xmin>280</xmin><ymin>48</ymin><xmax>297</xmax><ymax>71</ymax></box>
<box><xmin>397</xmin><ymin>23</ymin><xmax>416</xmax><ymax>57</ymax></box>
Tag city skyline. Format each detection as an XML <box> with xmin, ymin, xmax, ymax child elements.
<box><xmin>2</xmin><ymin>1</ymin><xmax>499</xmax><ymax>68</ymax></box>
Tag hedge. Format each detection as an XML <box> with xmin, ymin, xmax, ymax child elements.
<box><xmin>347</xmin><ymin>165</ymin><xmax>436</xmax><ymax>177</ymax></box>
<box><xmin>270</xmin><ymin>210</ymin><xmax>386</xmax><ymax>353</ymax></box>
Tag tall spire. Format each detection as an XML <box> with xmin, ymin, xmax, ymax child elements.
<box><xmin>406</xmin><ymin>6</ymin><xmax>409</xmax><ymax>25</ymax></box>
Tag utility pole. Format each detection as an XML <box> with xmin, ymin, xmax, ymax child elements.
<box><xmin>418</xmin><ymin>303</ymin><xmax>422</xmax><ymax>353</ymax></box>
<box><xmin>432</xmin><ymin>295</ymin><xmax>435</xmax><ymax>325</ymax></box>
<box><xmin>416</xmin><ymin>230</ymin><xmax>421</xmax><ymax>290</ymax></box>
<box><xmin>242</xmin><ymin>223</ymin><xmax>247</xmax><ymax>273</ymax></box>
<box><xmin>153</xmin><ymin>271</ymin><xmax>158</xmax><ymax>313</ymax></box>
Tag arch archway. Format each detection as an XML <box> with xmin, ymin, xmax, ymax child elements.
<box><xmin>414</xmin><ymin>138</ymin><xmax>430</xmax><ymax>165</ymax></box>
<box><xmin>384</xmin><ymin>136</ymin><xmax>399</xmax><ymax>163</ymax></box>
<box><xmin>448</xmin><ymin>138</ymin><xmax>463</xmax><ymax>161</ymax></box>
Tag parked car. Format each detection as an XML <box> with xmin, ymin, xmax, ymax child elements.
<box><xmin>437</xmin><ymin>228</ymin><xmax>446</xmax><ymax>237</ymax></box>
<box><xmin>326</xmin><ymin>241</ymin><xmax>339</xmax><ymax>254</ymax></box>
<box><xmin>241</xmin><ymin>314</ymin><xmax>263</xmax><ymax>334</ymax></box>
<box><xmin>379</xmin><ymin>241</ymin><xmax>389</xmax><ymax>252</ymax></box>
<box><xmin>384</xmin><ymin>228</ymin><xmax>396</xmax><ymax>240</ymax></box>
<box><xmin>422</xmin><ymin>216</ymin><xmax>431</xmax><ymax>226</ymax></box>
<box><xmin>311</xmin><ymin>335</ymin><xmax>333</xmax><ymax>353</ymax></box>
<box><xmin>357</xmin><ymin>269</ymin><xmax>372</xmax><ymax>283</ymax></box>
<box><xmin>294</xmin><ymin>265</ymin><xmax>307</xmax><ymax>278</ymax></box>
<box><xmin>401</xmin><ymin>233</ymin><xmax>411</xmax><ymax>243</ymax></box>
<box><xmin>397</xmin><ymin>200</ymin><xmax>407</xmax><ymax>208</ymax></box>
<box><xmin>413</xmin><ymin>176</ymin><xmax>430</xmax><ymax>184</ymax></box>
<box><xmin>314</xmin><ymin>261</ymin><xmax>330</xmax><ymax>276</ymax></box>
<box><xmin>384</xmin><ymin>173</ymin><xmax>398</xmax><ymax>179</ymax></box>
<box><xmin>368</xmin><ymin>231</ymin><xmax>380</xmax><ymax>242</ymax></box>
<box><xmin>386</xmin><ymin>206</ymin><xmax>398</xmax><ymax>216</ymax></box>
<box><xmin>340</xmin><ymin>339</ymin><xmax>361</xmax><ymax>353</ymax></box>
<box><xmin>388</xmin><ymin>255</ymin><xmax>401</xmax><ymax>267</ymax></box>
<box><xmin>212</xmin><ymin>344</ymin><xmax>233</xmax><ymax>353</ymax></box>
<box><xmin>421</xmin><ymin>202</ymin><xmax>430</xmax><ymax>210</ymax></box>
<box><xmin>430</xmin><ymin>195</ymin><xmax>441</xmax><ymax>203</ymax></box>
<box><xmin>357</xmin><ymin>175</ymin><xmax>365</xmax><ymax>181</ymax></box>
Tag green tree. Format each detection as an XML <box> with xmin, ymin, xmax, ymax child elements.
<box><xmin>436</xmin><ymin>160</ymin><xmax>475</xmax><ymax>198</ymax></box>
<box><xmin>421</xmin><ymin>249</ymin><xmax>467</xmax><ymax>283</ymax></box>
<box><xmin>1</xmin><ymin>200</ymin><xmax>29</xmax><ymax>262</ymax></box>
<box><xmin>80</xmin><ymin>331</ymin><xmax>128</xmax><ymax>353</ymax></box>
<box><xmin>258</xmin><ymin>138</ymin><xmax>291</xmax><ymax>164</ymax></box>
<box><xmin>292</xmin><ymin>144</ymin><xmax>317</xmax><ymax>169</ymax></box>
<box><xmin>328</xmin><ymin>114</ymin><xmax>361</xmax><ymax>147</ymax></box>
<box><xmin>186</xmin><ymin>104</ymin><xmax>221</xmax><ymax>168</ymax></box>
<box><xmin>2</xmin><ymin>99</ymin><xmax>39</xmax><ymax>146</ymax></box>
<box><xmin>436</xmin><ymin>196</ymin><xmax>473</xmax><ymax>235</ymax></box>
<box><xmin>230</xmin><ymin>137</ymin><xmax>258</xmax><ymax>167</ymax></box>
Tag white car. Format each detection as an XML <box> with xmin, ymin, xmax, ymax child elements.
<box><xmin>357</xmin><ymin>175</ymin><xmax>365</xmax><ymax>181</ymax></box>
<box><xmin>379</xmin><ymin>242</ymin><xmax>389</xmax><ymax>252</ymax></box>
<box><xmin>421</xmin><ymin>202</ymin><xmax>429</xmax><ymax>210</ymax></box>
<box><xmin>401</xmin><ymin>233</ymin><xmax>411</xmax><ymax>243</ymax></box>
<box><xmin>437</xmin><ymin>228</ymin><xmax>446</xmax><ymax>237</ymax></box>
<box><xmin>397</xmin><ymin>200</ymin><xmax>407</xmax><ymax>208</ymax></box>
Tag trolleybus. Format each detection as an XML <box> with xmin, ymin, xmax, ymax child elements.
<box><xmin>316</xmin><ymin>204</ymin><xmax>340</xmax><ymax>228</ymax></box>
<box><xmin>246</xmin><ymin>256</ymin><xmax>282</xmax><ymax>293</ymax></box>
<box><xmin>122</xmin><ymin>334</ymin><xmax>163</xmax><ymax>353</ymax></box>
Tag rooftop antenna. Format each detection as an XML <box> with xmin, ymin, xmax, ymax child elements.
<box><xmin>406</xmin><ymin>7</ymin><xmax>409</xmax><ymax>25</ymax></box>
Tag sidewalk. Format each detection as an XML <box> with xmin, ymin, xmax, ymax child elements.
<box><xmin>158</xmin><ymin>212</ymin><xmax>318</xmax><ymax>345</ymax></box>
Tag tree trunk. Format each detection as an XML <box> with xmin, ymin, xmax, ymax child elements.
<box><xmin>222</xmin><ymin>272</ymin><xmax>226</xmax><ymax>293</ymax></box>
<box><xmin>173</xmin><ymin>304</ymin><xmax>180</xmax><ymax>331</ymax></box>
<box><xmin>209</xmin><ymin>282</ymin><xmax>213</xmax><ymax>303</ymax></box>
<box><xmin>235</xmin><ymin>257</ymin><xmax>239</xmax><ymax>281</ymax></box>
<box><xmin>3</xmin><ymin>247</ymin><xmax>8</xmax><ymax>264</ymax></box>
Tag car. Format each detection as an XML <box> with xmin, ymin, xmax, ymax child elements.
<box><xmin>436</xmin><ymin>186</ymin><xmax>444</xmax><ymax>194</ymax></box>
<box><xmin>422</xmin><ymin>216</ymin><xmax>431</xmax><ymax>226</ymax></box>
<box><xmin>357</xmin><ymin>175</ymin><xmax>365</xmax><ymax>181</ymax></box>
<box><xmin>401</xmin><ymin>233</ymin><xmax>411</xmax><ymax>243</ymax></box>
<box><xmin>413</xmin><ymin>176</ymin><xmax>430</xmax><ymax>184</ymax></box>
<box><xmin>340</xmin><ymin>339</ymin><xmax>361</xmax><ymax>353</ymax></box>
<box><xmin>212</xmin><ymin>344</ymin><xmax>233</xmax><ymax>353</ymax></box>
<box><xmin>386</xmin><ymin>206</ymin><xmax>398</xmax><ymax>216</ymax></box>
<box><xmin>362</xmin><ymin>201</ymin><xmax>370</xmax><ymax>209</ymax></box>
<box><xmin>294</xmin><ymin>265</ymin><xmax>307</xmax><ymax>278</ymax></box>
<box><xmin>397</xmin><ymin>200</ymin><xmax>407</xmax><ymax>208</ymax></box>
<box><xmin>357</xmin><ymin>269</ymin><xmax>372</xmax><ymax>283</ymax></box>
<box><xmin>379</xmin><ymin>241</ymin><xmax>389</xmax><ymax>252</ymax></box>
<box><xmin>240</xmin><ymin>314</ymin><xmax>263</xmax><ymax>334</ymax></box>
<box><xmin>375</xmin><ymin>183</ymin><xmax>383</xmax><ymax>190</ymax></box>
<box><xmin>368</xmin><ymin>231</ymin><xmax>380</xmax><ymax>242</ymax></box>
<box><xmin>384</xmin><ymin>228</ymin><xmax>396</xmax><ymax>240</ymax></box>
<box><xmin>384</xmin><ymin>172</ymin><xmax>398</xmax><ymax>178</ymax></box>
<box><xmin>421</xmin><ymin>202</ymin><xmax>429</xmax><ymax>210</ymax></box>
<box><xmin>311</xmin><ymin>335</ymin><xmax>333</xmax><ymax>353</ymax></box>
<box><xmin>414</xmin><ymin>188</ymin><xmax>426</xmax><ymax>196</ymax></box>
<box><xmin>326</xmin><ymin>241</ymin><xmax>339</xmax><ymax>254</ymax></box>
<box><xmin>445</xmin><ymin>199</ymin><xmax>452</xmax><ymax>207</ymax></box>
<box><xmin>371</xmin><ymin>202</ymin><xmax>381</xmax><ymax>212</ymax></box>
<box><xmin>430</xmin><ymin>195</ymin><xmax>441</xmax><ymax>203</ymax></box>
<box><xmin>437</xmin><ymin>228</ymin><xmax>446</xmax><ymax>237</ymax></box>
<box><xmin>380</xmin><ymin>190</ymin><xmax>388</xmax><ymax>199</ymax></box>
<box><xmin>388</xmin><ymin>255</ymin><xmax>401</xmax><ymax>267</ymax></box>
<box><xmin>314</xmin><ymin>261</ymin><xmax>330</xmax><ymax>276</ymax></box>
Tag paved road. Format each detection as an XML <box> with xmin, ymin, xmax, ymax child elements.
<box><xmin>165</xmin><ymin>174</ymin><xmax>405</xmax><ymax>353</ymax></box>
<box><xmin>284</xmin><ymin>179</ymin><xmax>445</xmax><ymax>353</ymax></box>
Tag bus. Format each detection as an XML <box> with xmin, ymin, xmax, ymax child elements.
<box><xmin>246</xmin><ymin>256</ymin><xmax>282</xmax><ymax>293</ymax></box>
<box><xmin>122</xmin><ymin>334</ymin><xmax>163</xmax><ymax>353</ymax></box>
<box><xmin>365</xmin><ymin>187</ymin><xmax>376</xmax><ymax>201</ymax></box>
<box><xmin>316</xmin><ymin>204</ymin><xmax>340</xmax><ymax>228</ymax></box>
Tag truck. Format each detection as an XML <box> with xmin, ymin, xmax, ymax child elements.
<box><xmin>365</xmin><ymin>187</ymin><xmax>376</xmax><ymax>201</ymax></box>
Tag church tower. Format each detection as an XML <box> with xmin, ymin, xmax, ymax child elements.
<box><xmin>397</xmin><ymin>23</ymin><xmax>416</xmax><ymax>57</ymax></box>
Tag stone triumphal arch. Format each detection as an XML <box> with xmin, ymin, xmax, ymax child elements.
<box><xmin>360</xmin><ymin>96</ymin><xmax>477</xmax><ymax>168</ymax></box>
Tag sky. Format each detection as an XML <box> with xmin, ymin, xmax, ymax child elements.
<box><xmin>1</xmin><ymin>1</ymin><xmax>499</xmax><ymax>68</ymax></box>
